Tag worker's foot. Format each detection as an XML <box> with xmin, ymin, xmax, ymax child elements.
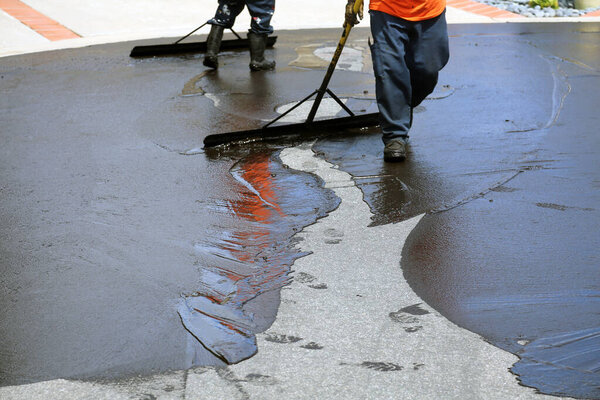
<box><xmin>203</xmin><ymin>25</ymin><xmax>224</xmax><ymax>69</ymax></box>
<box><xmin>383</xmin><ymin>139</ymin><xmax>407</xmax><ymax>162</ymax></box>
<box><xmin>248</xmin><ymin>32</ymin><xmax>275</xmax><ymax>71</ymax></box>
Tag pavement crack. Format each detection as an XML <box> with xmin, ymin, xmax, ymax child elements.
<box><xmin>154</xmin><ymin>142</ymin><xmax>177</xmax><ymax>153</ymax></box>
<box><xmin>181</xmin><ymin>369</ymin><xmax>189</xmax><ymax>400</ymax></box>
<box><xmin>542</xmin><ymin>55</ymin><xmax>572</xmax><ymax>130</ymax></box>
<box><xmin>431</xmin><ymin>169</ymin><xmax>524</xmax><ymax>214</ymax></box>
<box><xmin>505</xmin><ymin>55</ymin><xmax>572</xmax><ymax>134</ymax></box>
<box><xmin>429</xmin><ymin>164</ymin><xmax>557</xmax><ymax>214</ymax></box>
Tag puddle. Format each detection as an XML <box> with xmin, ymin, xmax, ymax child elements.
<box><xmin>181</xmin><ymin>71</ymin><xmax>210</xmax><ymax>96</ymax></box>
<box><xmin>180</xmin><ymin>150</ymin><xmax>340</xmax><ymax>364</ymax></box>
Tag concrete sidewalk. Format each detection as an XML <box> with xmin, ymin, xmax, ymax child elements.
<box><xmin>1</xmin><ymin>0</ymin><xmax>599</xmax><ymax>57</ymax></box>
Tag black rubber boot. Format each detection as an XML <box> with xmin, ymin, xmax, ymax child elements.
<box><xmin>203</xmin><ymin>25</ymin><xmax>224</xmax><ymax>69</ymax></box>
<box><xmin>248</xmin><ymin>32</ymin><xmax>275</xmax><ymax>71</ymax></box>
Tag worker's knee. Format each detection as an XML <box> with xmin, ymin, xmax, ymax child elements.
<box><xmin>410</xmin><ymin>72</ymin><xmax>438</xmax><ymax>107</ymax></box>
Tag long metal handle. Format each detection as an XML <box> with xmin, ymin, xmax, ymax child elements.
<box><xmin>306</xmin><ymin>0</ymin><xmax>363</xmax><ymax>123</ymax></box>
<box><xmin>229</xmin><ymin>28</ymin><xmax>243</xmax><ymax>40</ymax></box>
<box><xmin>263</xmin><ymin>90</ymin><xmax>318</xmax><ymax>128</ymax></box>
<box><xmin>174</xmin><ymin>23</ymin><xmax>242</xmax><ymax>44</ymax></box>
<box><xmin>174</xmin><ymin>22</ymin><xmax>208</xmax><ymax>44</ymax></box>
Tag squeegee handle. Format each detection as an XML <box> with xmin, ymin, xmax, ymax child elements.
<box><xmin>306</xmin><ymin>0</ymin><xmax>363</xmax><ymax>123</ymax></box>
<box><xmin>174</xmin><ymin>22</ymin><xmax>208</xmax><ymax>44</ymax></box>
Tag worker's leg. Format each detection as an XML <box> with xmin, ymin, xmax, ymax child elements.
<box><xmin>246</xmin><ymin>0</ymin><xmax>275</xmax><ymax>35</ymax></box>
<box><xmin>369</xmin><ymin>10</ymin><xmax>412</xmax><ymax>144</ymax></box>
<box><xmin>406</xmin><ymin>11</ymin><xmax>449</xmax><ymax>107</ymax></box>
<box><xmin>246</xmin><ymin>0</ymin><xmax>276</xmax><ymax>70</ymax></box>
<box><xmin>208</xmin><ymin>0</ymin><xmax>246</xmax><ymax>28</ymax></box>
<box><xmin>204</xmin><ymin>0</ymin><xmax>246</xmax><ymax>68</ymax></box>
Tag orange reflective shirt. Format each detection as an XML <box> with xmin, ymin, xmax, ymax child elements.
<box><xmin>370</xmin><ymin>0</ymin><xmax>446</xmax><ymax>21</ymax></box>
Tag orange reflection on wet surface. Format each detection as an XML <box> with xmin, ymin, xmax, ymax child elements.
<box><xmin>179</xmin><ymin>150</ymin><xmax>338</xmax><ymax>364</ymax></box>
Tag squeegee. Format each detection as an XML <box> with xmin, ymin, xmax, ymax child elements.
<box><xmin>129</xmin><ymin>23</ymin><xmax>277</xmax><ymax>57</ymax></box>
<box><xmin>203</xmin><ymin>0</ymin><xmax>379</xmax><ymax>148</ymax></box>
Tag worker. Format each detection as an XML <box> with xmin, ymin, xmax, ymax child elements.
<box><xmin>345</xmin><ymin>0</ymin><xmax>449</xmax><ymax>162</ymax></box>
<box><xmin>204</xmin><ymin>0</ymin><xmax>276</xmax><ymax>71</ymax></box>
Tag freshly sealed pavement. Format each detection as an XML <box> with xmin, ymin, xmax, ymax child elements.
<box><xmin>1</xmin><ymin>11</ymin><xmax>599</xmax><ymax>400</ymax></box>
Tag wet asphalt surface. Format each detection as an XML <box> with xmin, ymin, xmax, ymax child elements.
<box><xmin>312</xmin><ymin>23</ymin><xmax>600</xmax><ymax>397</ymax></box>
<box><xmin>1</xmin><ymin>23</ymin><xmax>599</xmax><ymax>397</ymax></box>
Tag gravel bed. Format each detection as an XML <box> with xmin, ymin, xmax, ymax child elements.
<box><xmin>477</xmin><ymin>0</ymin><xmax>600</xmax><ymax>16</ymax></box>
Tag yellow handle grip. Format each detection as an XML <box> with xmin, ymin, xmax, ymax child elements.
<box><xmin>353</xmin><ymin>0</ymin><xmax>364</xmax><ymax>14</ymax></box>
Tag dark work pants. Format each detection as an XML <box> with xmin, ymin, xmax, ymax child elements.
<box><xmin>208</xmin><ymin>0</ymin><xmax>275</xmax><ymax>35</ymax></box>
<box><xmin>370</xmin><ymin>10</ymin><xmax>449</xmax><ymax>143</ymax></box>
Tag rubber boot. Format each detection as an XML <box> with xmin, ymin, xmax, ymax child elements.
<box><xmin>204</xmin><ymin>25</ymin><xmax>224</xmax><ymax>69</ymax></box>
<box><xmin>248</xmin><ymin>32</ymin><xmax>275</xmax><ymax>71</ymax></box>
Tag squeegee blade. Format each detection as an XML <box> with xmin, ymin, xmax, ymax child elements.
<box><xmin>129</xmin><ymin>36</ymin><xmax>277</xmax><ymax>57</ymax></box>
<box><xmin>203</xmin><ymin>113</ymin><xmax>380</xmax><ymax>148</ymax></box>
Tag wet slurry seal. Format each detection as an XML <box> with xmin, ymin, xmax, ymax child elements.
<box><xmin>511</xmin><ymin>327</ymin><xmax>600</xmax><ymax>399</ymax></box>
<box><xmin>0</xmin><ymin>30</ymin><xmax>353</xmax><ymax>385</ymax></box>
<box><xmin>1</xmin><ymin>24</ymin><xmax>599</xmax><ymax>397</ymax></box>
<box><xmin>312</xmin><ymin>22</ymin><xmax>600</xmax><ymax>398</ymax></box>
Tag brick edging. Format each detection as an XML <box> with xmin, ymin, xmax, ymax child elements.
<box><xmin>0</xmin><ymin>0</ymin><xmax>80</xmax><ymax>41</ymax></box>
<box><xmin>447</xmin><ymin>0</ymin><xmax>522</xmax><ymax>18</ymax></box>
<box><xmin>448</xmin><ymin>0</ymin><xmax>600</xmax><ymax>18</ymax></box>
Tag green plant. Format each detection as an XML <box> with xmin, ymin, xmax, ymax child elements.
<box><xmin>529</xmin><ymin>0</ymin><xmax>559</xmax><ymax>8</ymax></box>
